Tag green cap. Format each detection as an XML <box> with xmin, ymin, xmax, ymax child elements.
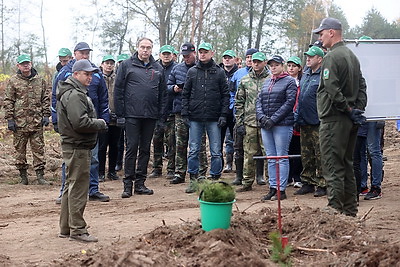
<box><xmin>160</xmin><ymin>45</ymin><xmax>174</xmax><ymax>54</ymax></box>
<box><xmin>117</xmin><ymin>53</ymin><xmax>130</xmax><ymax>62</ymax></box>
<box><xmin>304</xmin><ymin>46</ymin><xmax>324</xmax><ymax>57</ymax></box>
<box><xmin>58</xmin><ymin>48</ymin><xmax>72</xmax><ymax>57</ymax></box>
<box><xmin>173</xmin><ymin>48</ymin><xmax>179</xmax><ymax>55</ymax></box>
<box><xmin>17</xmin><ymin>54</ymin><xmax>31</xmax><ymax>64</ymax></box>
<box><xmin>359</xmin><ymin>35</ymin><xmax>373</xmax><ymax>40</ymax></box>
<box><xmin>251</xmin><ymin>52</ymin><xmax>266</xmax><ymax>61</ymax></box>
<box><xmin>102</xmin><ymin>55</ymin><xmax>115</xmax><ymax>62</ymax></box>
<box><xmin>222</xmin><ymin>50</ymin><xmax>236</xmax><ymax>58</ymax></box>
<box><xmin>198</xmin><ymin>42</ymin><xmax>213</xmax><ymax>51</ymax></box>
<box><xmin>287</xmin><ymin>56</ymin><xmax>302</xmax><ymax>66</ymax></box>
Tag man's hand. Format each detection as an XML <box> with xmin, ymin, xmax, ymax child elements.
<box><xmin>7</xmin><ymin>120</ymin><xmax>16</xmax><ymax>132</ymax></box>
<box><xmin>174</xmin><ymin>85</ymin><xmax>183</xmax><ymax>93</ymax></box>
<box><xmin>41</xmin><ymin>117</ymin><xmax>49</xmax><ymax>127</ymax></box>
<box><xmin>53</xmin><ymin>123</ymin><xmax>59</xmax><ymax>133</ymax></box>
<box><xmin>236</xmin><ymin>124</ymin><xmax>246</xmax><ymax>136</ymax></box>
<box><xmin>348</xmin><ymin>108</ymin><xmax>366</xmax><ymax>125</ymax></box>
<box><xmin>116</xmin><ymin>118</ymin><xmax>125</xmax><ymax>128</ymax></box>
<box><xmin>217</xmin><ymin>116</ymin><xmax>227</xmax><ymax>128</ymax></box>
<box><xmin>182</xmin><ymin>116</ymin><xmax>190</xmax><ymax>128</ymax></box>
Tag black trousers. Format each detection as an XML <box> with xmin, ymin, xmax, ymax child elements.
<box><xmin>124</xmin><ymin>118</ymin><xmax>157</xmax><ymax>180</ymax></box>
<box><xmin>98</xmin><ymin>125</ymin><xmax>122</xmax><ymax>175</ymax></box>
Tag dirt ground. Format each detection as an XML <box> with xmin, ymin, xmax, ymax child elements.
<box><xmin>1</xmin><ymin>121</ymin><xmax>400</xmax><ymax>266</ymax></box>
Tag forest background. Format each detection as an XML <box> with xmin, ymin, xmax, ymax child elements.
<box><xmin>0</xmin><ymin>0</ymin><xmax>399</xmax><ymax>84</ymax></box>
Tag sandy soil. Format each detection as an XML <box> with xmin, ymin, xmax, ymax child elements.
<box><xmin>0</xmin><ymin>121</ymin><xmax>400</xmax><ymax>266</ymax></box>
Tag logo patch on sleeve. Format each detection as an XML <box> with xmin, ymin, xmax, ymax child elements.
<box><xmin>323</xmin><ymin>69</ymin><xmax>329</xmax><ymax>80</ymax></box>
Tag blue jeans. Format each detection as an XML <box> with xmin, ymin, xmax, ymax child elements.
<box><xmin>367</xmin><ymin>122</ymin><xmax>383</xmax><ymax>188</ymax></box>
<box><xmin>58</xmin><ymin>142</ymin><xmax>99</xmax><ymax>197</ymax></box>
<box><xmin>188</xmin><ymin>121</ymin><xmax>222</xmax><ymax>176</ymax></box>
<box><xmin>261</xmin><ymin>126</ymin><xmax>293</xmax><ymax>191</ymax></box>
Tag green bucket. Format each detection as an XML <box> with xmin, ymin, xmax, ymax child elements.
<box><xmin>198</xmin><ymin>199</ymin><xmax>236</xmax><ymax>231</ymax></box>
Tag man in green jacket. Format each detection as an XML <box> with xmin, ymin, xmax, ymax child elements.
<box><xmin>57</xmin><ymin>59</ymin><xmax>107</xmax><ymax>242</ymax></box>
<box><xmin>313</xmin><ymin>17</ymin><xmax>367</xmax><ymax>217</ymax></box>
<box><xmin>235</xmin><ymin>52</ymin><xmax>269</xmax><ymax>192</ymax></box>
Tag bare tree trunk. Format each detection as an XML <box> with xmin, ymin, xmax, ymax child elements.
<box><xmin>248</xmin><ymin>0</ymin><xmax>254</xmax><ymax>48</ymax></box>
<box><xmin>190</xmin><ymin>0</ymin><xmax>196</xmax><ymax>43</ymax></box>
<box><xmin>255</xmin><ymin>0</ymin><xmax>277</xmax><ymax>49</ymax></box>
<box><xmin>197</xmin><ymin>0</ymin><xmax>203</xmax><ymax>44</ymax></box>
<box><xmin>40</xmin><ymin>0</ymin><xmax>50</xmax><ymax>82</ymax></box>
<box><xmin>1</xmin><ymin>0</ymin><xmax>5</xmax><ymax>72</ymax></box>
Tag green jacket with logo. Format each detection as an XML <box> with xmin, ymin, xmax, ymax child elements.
<box><xmin>235</xmin><ymin>67</ymin><xmax>269</xmax><ymax>127</ymax></box>
<box><xmin>317</xmin><ymin>41</ymin><xmax>367</xmax><ymax>121</ymax></box>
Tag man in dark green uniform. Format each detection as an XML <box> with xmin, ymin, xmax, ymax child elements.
<box><xmin>313</xmin><ymin>17</ymin><xmax>367</xmax><ymax>217</ymax></box>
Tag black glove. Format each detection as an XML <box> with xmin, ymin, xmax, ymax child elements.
<box><xmin>348</xmin><ymin>108</ymin><xmax>366</xmax><ymax>125</ymax></box>
<box><xmin>217</xmin><ymin>116</ymin><xmax>227</xmax><ymax>128</ymax></box>
<box><xmin>53</xmin><ymin>123</ymin><xmax>59</xmax><ymax>133</ymax></box>
<box><xmin>376</xmin><ymin>121</ymin><xmax>385</xmax><ymax>129</ymax></box>
<box><xmin>41</xmin><ymin>117</ymin><xmax>49</xmax><ymax>127</ymax></box>
<box><xmin>116</xmin><ymin>118</ymin><xmax>125</xmax><ymax>128</ymax></box>
<box><xmin>7</xmin><ymin>120</ymin><xmax>16</xmax><ymax>132</ymax></box>
<box><xmin>182</xmin><ymin>116</ymin><xmax>190</xmax><ymax>128</ymax></box>
<box><xmin>236</xmin><ymin>124</ymin><xmax>246</xmax><ymax>136</ymax></box>
<box><xmin>110</xmin><ymin>112</ymin><xmax>117</xmax><ymax>123</ymax></box>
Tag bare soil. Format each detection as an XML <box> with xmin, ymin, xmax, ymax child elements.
<box><xmin>1</xmin><ymin>121</ymin><xmax>400</xmax><ymax>266</ymax></box>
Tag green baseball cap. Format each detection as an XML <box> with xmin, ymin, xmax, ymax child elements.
<box><xmin>58</xmin><ymin>48</ymin><xmax>72</xmax><ymax>57</ymax></box>
<box><xmin>198</xmin><ymin>42</ymin><xmax>213</xmax><ymax>51</ymax></box>
<box><xmin>17</xmin><ymin>54</ymin><xmax>31</xmax><ymax>64</ymax></box>
<box><xmin>102</xmin><ymin>55</ymin><xmax>115</xmax><ymax>62</ymax></box>
<box><xmin>287</xmin><ymin>56</ymin><xmax>302</xmax><ymax>66</ymax></box>
<box><xmin>222</xmin><ymin>50</ymin><xmax>236</xmax><ymax>58</ymax></box>
<box><xmin>117</xmin><ymin>53</ymin><xmax>130</xmax><ymax>62</ymax></box>
<box><xmin>251</xmin><ymin>52</ymin><xmax>266</xmax><ymax>61</ymax></box>
<box><xmin>304</xmin><ymin>46</ymin><xmax>324</xmax><ymax>57</ymax></box>
<box><xmin>359</xmin><ymin>35</ymin><xmax>372</xmax><ymax>40</ymax></box>
<box><xmin>160</xmin><ymin>45</ymin><xmax>174</xmax><ymax>54</ymax></box>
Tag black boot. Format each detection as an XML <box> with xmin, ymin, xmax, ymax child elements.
<box><xmin>121</xmin><ymin>177</ymin><xmax>133</xmax><ymax>198</ymax></box>
<box><xmin>262</xmin><ymin>188</ymin><xmax>277</xmax><ymax>201</ymax></box>
<box><xmin>232</xmin><ymin>158</ymin><xmax>243</xmax><ymax>185</ymax></box>
<box><xmin>19</xmin><ymin>169</ymin><xmax>28</xmax><ymax>185</ymax></box>
<box><xmin>185</xmin><ymin>173</ymin><xmax>199</xmax><ymax>193</ymax></box>
<box><xmin>256</xmin><ymin>160</ymin><xmax>266</xmax><ymax>185</ymax></box>
<box><xmin>223</xmin><ymin>153</ymin><xmax>233</xmax><ymax>173</ymax></box>
<box><xmin>134</xmin><ymin>179</ymin><xmax>154</xmax><ymax>195</ymax></box>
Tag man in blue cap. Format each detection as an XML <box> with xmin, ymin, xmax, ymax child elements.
<box><xmin>52</xmin><ymin>42</ymin><xmax>110</xmax><ymax>203</ymax></box>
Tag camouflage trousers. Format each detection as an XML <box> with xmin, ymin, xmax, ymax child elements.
<box><xmin>300</xmin><ymin>125</ymin><xmax>325</xmax><ymax>187</ymax></box>
<box><xmin>174</xmin><ymin>114</ymin><xmax>208</xmax><ymax>178</ymax></box>
<box><xmin>242</xmin><ymin>125</ymin><xmax>266</xmax><ymax>186</ymax></box>
<box><xmin>13</xmin><ymin>129</ymin><xmax>46</xmax><ymax>170</ymax></box>
<box><xmin>152</xmin><ymin>116</ymin><xmax>175</xmax><ymax>173</ymax></box>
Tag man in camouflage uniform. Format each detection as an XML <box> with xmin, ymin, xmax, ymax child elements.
<box><xmin>294</xmin><ymin>46</ymin><xmax>326</xmax><ymax>197</ymax></box>
<box><xmin>167</xmin><ymin>42</ymin><xmax>208</xmax><ymax>192</ymax></box>
<box><xmin>235</xmin><ymin>52</ymin><xmax>269</xmax><ymax>192</ymax></box>
<box><xmin>313</xmin><ymin>18</ymin><xmax>367</xmax><ymax>216</ymax></box>
<box><xmin>4</xmin><ymin>54</ymin><xmax>50</xmax><ymax>185</ymax></box>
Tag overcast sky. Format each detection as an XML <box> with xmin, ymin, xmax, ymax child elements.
<box><xmin>34</xmin><ymin>0</ymin><xmax>400</xmax><ymax>65</ymax></box>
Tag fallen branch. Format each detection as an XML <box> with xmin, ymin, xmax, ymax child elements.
<box><xmin>296</xmin><ymin>246</ymin><xmax>331</xmax><ymax>253</ymax></box>
<box><xmin>0</xmin><ymin>223</ymin><xmax>9</xmax><ymax>228</ymax></box>
<box><xmin>359</xmin><ymin>206</ymin><xmax>374</xmax><ymax>222</ymax></box>
<box><xmin>241</xmin><ymin>200</ymin><xmax>262</xmax><ymax>213</ymax></box>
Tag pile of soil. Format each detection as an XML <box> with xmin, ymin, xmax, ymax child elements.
<box><xmin>52</xmin><ymin>207</ymin><xmax>400</xmax><ymax>266</ymax></box>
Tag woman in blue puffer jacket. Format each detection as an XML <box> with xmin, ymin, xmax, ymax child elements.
<box><xmin>256</xmin><ymin>55</ymin><xmax>297</xmax><ymax>201</ymax></box>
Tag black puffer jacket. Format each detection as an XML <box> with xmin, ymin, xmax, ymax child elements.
<box><xmin>181</xmin><ymin>59</ymin><xmax>229</xmax><ymax>121</ymax></box>
<box><xmin>114</xmin><ymin>52</ymin><xmax>166</xmax><ymax>119</ymax></box>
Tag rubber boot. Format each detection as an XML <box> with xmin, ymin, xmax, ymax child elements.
<box><xmin>223</xmin><ymin>153</ymin><xmax>233</xmax><ymax>173</ymax></box>
<box><xmin>185</xmin><ymin>173</ymin><xmax>199</xmax><ymax>193</ymax></box>
<box><xmin>232</xmin><ymin>158</ymin><xmax>243</xmax><ymax>185</ymax></box>
<box><xmin>121</xmin><ymin>177</ymin><xmax>133</xmax><ymax>198</ymax></box>
<box><xmin>36</xmin><ymin>169</ymin><xmax>49</xmax><ymax>185</ymax></box>
<box><xmin>256</xmin><ymin>160</ymin><xmax>267</xmax><ymax>185</ymax></box>
<box><xmin>134</xmin><ymin>179</ymin><xmax>154</xmax><ymax>195</ymax></box>
<box><xmin>19</xmin><ymin>169</ymin><xmax>28</xmax><ymax>185</ymax></box>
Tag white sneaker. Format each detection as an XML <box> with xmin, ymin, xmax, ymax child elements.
<box><xmin>294</xmin><ymin>182</ymin><xmax>303</xmax><ymax>188</ymax></box>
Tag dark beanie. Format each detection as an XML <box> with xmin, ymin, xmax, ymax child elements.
<box><xmin>246</xmin><ymin>48</ymin><xmax>259</xmax><ymax>56</ymax></box>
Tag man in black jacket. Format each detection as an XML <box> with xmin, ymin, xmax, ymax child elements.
<box><xmin>182</xmin><ymin>42</ymin><xmax>230</xmax><ymax>188</ymax></box>
<box><xmin>114</xmin><ymin>37</ymin><xmax>166</xmax><ymax>198</ymax></box>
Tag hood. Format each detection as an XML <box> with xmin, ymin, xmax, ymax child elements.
<box><xmin>56</xmin><ymin>76</ymin><xmax>87</xmax><ymax>101</ymax></box>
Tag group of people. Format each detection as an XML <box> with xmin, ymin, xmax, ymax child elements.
<box><xmin>4</xmin><ymin>17</ymin><xmax>384</xmax><ymax>242</ymax></box>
